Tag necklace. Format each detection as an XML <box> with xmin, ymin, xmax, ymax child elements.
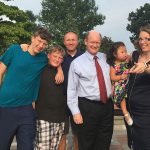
<box><xmin>139</xmin><ymin>53</ymin><xmax>150</xmax><ymax>63</ymax></box>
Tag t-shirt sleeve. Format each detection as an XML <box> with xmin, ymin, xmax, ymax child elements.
<box><xmin>0</xmin><ymin>45</ymin><xmax>16</xmax><ymax>67</ymax></box>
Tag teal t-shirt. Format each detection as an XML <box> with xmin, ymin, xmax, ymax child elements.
<box><xmin>0</xmin><ymin>44</ymin><xmax>47</xmax><ymax>107</ymax></box>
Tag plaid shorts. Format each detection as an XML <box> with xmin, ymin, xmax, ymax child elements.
<box><xmin>34</xmin><ymin>120</ymin><xmax>64</xmax><ymax>150</ymax></box>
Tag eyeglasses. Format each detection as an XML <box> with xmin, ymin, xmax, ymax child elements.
<box><xmin>138</xmin><ymin>38</ymin><xmax>150</xmax><ymax>42</ymax></box>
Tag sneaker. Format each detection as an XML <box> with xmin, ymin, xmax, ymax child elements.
<box><xmin>124</xmin><ymin>113</ymin><xmax>133</xmax><ymax>126</ymax></box>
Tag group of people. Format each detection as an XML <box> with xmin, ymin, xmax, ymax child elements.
<box><xmin>0</xmin><ymin>24</ymin><xmax>150</xmax><ymax>150</ymax></box>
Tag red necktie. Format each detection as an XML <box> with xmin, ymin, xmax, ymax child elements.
<box><xmin>94</xmin><ymin>56</ymin><xmax>107</xmax><ymax>103</ymax></box>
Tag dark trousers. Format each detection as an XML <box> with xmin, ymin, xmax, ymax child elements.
<box><xmin>0</xmin><ymin>105</ymin><xmax>36</xmax><ymax>150</ymax></box>
<box><xmin>76</xmin><ymin>97</ymin><xmax>114</xmax><ymax>150</ymax></box>
<box><xmin>132</xmin><ymin>125</ymin><xmax>150</xmax><ymax>150</ymax></box>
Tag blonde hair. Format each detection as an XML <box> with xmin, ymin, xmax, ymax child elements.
<box><xmin>47</xmin><ymin>45</ymin><xmax>65</xmax><ymax>57</ymax></box>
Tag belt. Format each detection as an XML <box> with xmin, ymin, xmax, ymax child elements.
<box><xmin>79</xmin><ymin>97</ymin><xmax>111</xmax><ymax>104</ymax></box>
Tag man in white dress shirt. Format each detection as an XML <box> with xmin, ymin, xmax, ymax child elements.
<box><xmin>67</xmin><ymin>30</ymin><xmax>114</xmax><ymax>150</ymax></box>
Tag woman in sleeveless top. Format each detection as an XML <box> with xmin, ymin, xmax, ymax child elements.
<box><xmin>127</xmin><ymin>25</ymin><xmax>150</xmax><ymax>150</ymax></box>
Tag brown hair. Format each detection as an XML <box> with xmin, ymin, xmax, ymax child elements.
<box><xmin>33</xmin><ymin>27</ymin><xmax>52</xmax><ymax>42</ymax></box>
<box><xmin>139</xmin><ymin>25</ymin><xmax>150</xmax><ymax>35</ymax></box>
<box><xmin>136</xmin><ymin>25</ymin><xmax>150</xmax><ymax>53</ymax></box>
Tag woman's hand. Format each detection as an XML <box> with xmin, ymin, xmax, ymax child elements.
<box><xmin>129</xmin><ymin>62</ymin><xmax>147</xmax><ymax>74</ymax></box>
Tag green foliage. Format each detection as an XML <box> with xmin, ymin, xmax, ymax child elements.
<box><xmin>127</xmin><ymin>3</ymin><xmax>150</xmax><ymax>43</ymax></box>
<box><xmin>100</xmin><ymin>36</ymin><xmax>114</xmax><ymax>53</ymax></box>
<box><xmin>39</xmin><ymin>0</ymin><xmax>105</xmax><ymax>46</ymax></box>
<box><xmin>0</xmin><ymin>2</ymin><xmax>37</xmax><ymax>55</ymax></box>
<box><xmin>26</xmin><ymin>10</ymin><xmax>37</xmax><ymax>22</ymax></box>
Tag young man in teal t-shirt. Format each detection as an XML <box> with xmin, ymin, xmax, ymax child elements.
<box><xmin>0</xmin><ymin>27</ymin><xmax>51</xmax><ymax>150</ymax></box>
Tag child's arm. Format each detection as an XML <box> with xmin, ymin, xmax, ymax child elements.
<box><xmin>20</xmin><ymin>44</ymin><xmax>29</xmax><ymax>51</ymax></box>
<box><xmin>110</xmin><ymin>66</ymin><xmax>127</xmax><ymax>82</ymax></box>
<box><xmin>20</xmin><ymin>44</ymin><xmax>64</xmax><ymax>84</ymax></box>
<box><xmin>126</xmin><ymin>53</ymin><xmax>131</xmax><ymax>62</ymax></box>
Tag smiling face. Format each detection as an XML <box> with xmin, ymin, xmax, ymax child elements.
<box><xmin>47</xmin><ymin>51</ymin><xmax>63</xmax><ymax>68</ymax></box>
<box><xmin>64</xmin><ymin>32</ymin><xmax>79</xmax><ymax>53</ymax></box>
<box><xmin>30</xmin><ymin>35</ymin><xmax>48</xmax><ymax>55</ymax></box>
<box><xmin>138</xmin><ymin>31</ymin><xmax>150</xmax><ymax>53</ymax></box>
<box><xmin>84</xmin><ymin>31</ymin><xmax>101</xmax><ymax>55</ymax></box>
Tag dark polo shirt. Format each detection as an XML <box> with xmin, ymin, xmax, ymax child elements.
<box><xmin>62</xmin><ymin>50</ymin><xmax>83</xmax><ymax>95</ymax></box>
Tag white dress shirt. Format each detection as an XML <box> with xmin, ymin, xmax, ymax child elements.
<box><xmin>67</xmin><ymin>51</ymin><xmax>112</xmax><ymax>115</ymax></box>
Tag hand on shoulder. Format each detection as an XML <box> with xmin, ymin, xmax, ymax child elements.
<box><xmin>20</xmin><ymin>44</ymin><xmax>29</xmax><ymax>52</ymax></box>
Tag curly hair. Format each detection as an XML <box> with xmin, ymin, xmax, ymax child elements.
<box><xmin>106</xmin><ymin>42</ymin><xmax>125</xmax><ymax>66</ymax></box>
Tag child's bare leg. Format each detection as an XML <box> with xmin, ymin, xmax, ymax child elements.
<box><xmin>73</xmin><ymin>134</ymin><xmax>78</xmax><ymax>150</ymax></box>
<box><xmin>120</xmin><ymin>99</ymin><xmax>128</xmax><ymax>115</ymax></box>
<box><xmin>121</xmin><ymin>99</ymin><xmax>133</xmax><ymax>126</ymax></box>
<box><xmin>58</xmin><ymin>134</ymin><xmax>66</xmax><ymax>150</ymax></box>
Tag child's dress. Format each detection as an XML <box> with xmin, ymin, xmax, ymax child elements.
<box><xmin>112</xmin><ymin>62</ymin><xmax>129</xmax><ymax>107</ymax></box>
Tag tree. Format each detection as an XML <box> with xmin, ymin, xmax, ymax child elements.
<box><xmin>127</xmin><ymin>3</ymin><xmax>150</xmax><ymax>43</ymax></box>
<box><xmin>100</xmin><ymin>36</ymin><xmax>114</xmax><ymax>53</ymax></box>
<box><xmin>39</xmin><ymin>0</ymin><xmax>105</xmax><ymax>46</ymax></box>
<box><xmin>0</xmin><ymin>2</ymin><xmax>37</xmax><ymax>55</ymax></box>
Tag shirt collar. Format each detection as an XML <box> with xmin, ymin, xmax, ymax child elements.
<box><xmin>65</xmin><ymin>49</ymin><xmax>82</xmax><ymax>58</ymax></box>
<box><xmin>85</xmin><ymin>51</ymin><xmax>101</xmax><ymax>61</ymax></box>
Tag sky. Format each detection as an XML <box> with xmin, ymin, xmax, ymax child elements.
<box><xmin>2</xmin><ymin>0</ymin><xmax>149</xmax><ymax>52</ymax></box>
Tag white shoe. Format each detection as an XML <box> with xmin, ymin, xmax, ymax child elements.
<box><xmin>124</xmin><ymin>113</ymin><xmax>133</xmax><ymax>126</ymax></box>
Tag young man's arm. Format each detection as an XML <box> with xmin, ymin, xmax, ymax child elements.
<box><xmin>55</xmin><ymin>65</ymin><xmax>64</xmax><ymax>84</ymax></box>
<box><xmin>21</xmin><ymin>44</ymin><xmax>64</xmax><ymax>84</ymax></box>
<box><xmin>32</xmin><ymin>102</ymin><xmax>35</xmax><ymax>109</ymax></box>
<box><xmin>0</xmin><ymin>62</ymin><xmax>7</xmax><ymax>86</ymax></box>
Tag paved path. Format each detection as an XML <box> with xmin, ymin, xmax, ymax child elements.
<box><xmin>66</xmin><ymin>128</ymin><xmax>130</xmax><ymax>150</ymax></box>
<box><xmin>11</xmin><ymin>128</ymin><xmax>130</xmax><ymax>150</ymax></box>
<box><xmin>110</xmin><ymin>129</ymin><xmax>130</xmax><ymax>150</ymax></box>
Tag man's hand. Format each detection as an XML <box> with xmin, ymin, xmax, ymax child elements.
<box><xmin>32</xmin><ymin>102</ymin><xmax>35</xmax><ymax>110</ymax></box>
<box><xmin>73</xmin><ymin>113</ymin><xmax>83</xmax><ymax>124</ymax></box>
